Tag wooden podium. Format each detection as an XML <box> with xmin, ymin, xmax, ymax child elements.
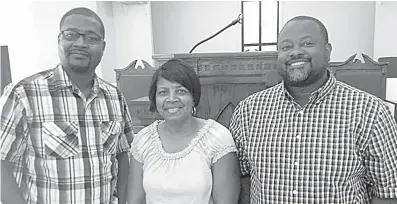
<box><xmin>154</xmin><ymin>52</ymin><xmax>282</xmax><ymax>127</ymax></box>
<box><xmin>115</xmin><ymin>51</ymin><xmax>281</xmax><ymax>132</ymax></box>
<box><xmin>1</xmin><ymin>46</ymin><xmax>12</xmax><ymax>94</ymax></box>
<box><xmin>115</xmin><ymin>52</ymin><xmax>388</xmax><ymax>133</ymax></box>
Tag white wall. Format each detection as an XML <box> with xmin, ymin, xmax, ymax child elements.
<box><xmin>96</xmin><ymin>1</ymin><xmax>117</xmax><ymax>83</ymax></box>
<box><xmin>0</xmin><ymin>1</ymin><xmax>99</xmax><ymax>82</ymax></box>
<box><xmin>0</xmin><ymin>1</ymin><xmax>155</xmax><ymax>84</ymax></box>
<box><xmin>280</xmin><ymin>1</ymin><xmax>376</xmax><ymax>62</ymax></box>
<box><xmin>3</xmin><ymin>1</ymin><xmax>397</xmax><ymax>90</ymax></box>
<box><xmin>150</xmin><ymin>1</ymin><xmax>377</xmax><ymax>61</ymax></box>
<box><xmin>112</xmin><ymin>1</ymin><xmax>154</xmax><ymax>70</ymax></box>
<box><xmin>373</xmin><ymin>1</ymin><xmax>397</xmax><ymax>60</ymax></box>
<box><xmin>151</xmin><ymin>1</ymin><xmax>241</xmax><ymax>54</ymax></box>
<box><xmin>373</xmin><ymin>1</ymin><xmax>397</xmax><ymax>102</ymax></box>
<box><xmin>0</xmin><ymin>1</ymin><xmax>40</xmax><ymax>82</ymax></box>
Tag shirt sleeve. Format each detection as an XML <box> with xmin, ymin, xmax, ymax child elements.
<box><xmin>116</xmin><ymin>95</ymin><xmax>135</xmax><ymax>154</ymax></box>
<box><xmin>0</xmin><ymin>83</ymin><xmax>29</xmax><ymax>162</ymax></box>
<box><xmin>229</xmin><ymin>101</ymin><xmax>251</xmax><ymax>176</ymax></box>
<box><xmin>365</xmin><ymin>102</ymin><xmax>397</xmax><ymax>198</ymax></box>
<box><xmin>129</xmin><ymin>124</ymin><xmax>154</xmax><ymax>164</ymax></box>
<box><xmin>207</xmin><ymin>121</ymin><xmax>237</xmax><ymax>165</ymax></box>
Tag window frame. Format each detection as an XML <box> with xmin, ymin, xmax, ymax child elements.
<box><xmin>241</xmin><ymin>1</ymin><xmax>280</xmax><ymax>52</ymax></box>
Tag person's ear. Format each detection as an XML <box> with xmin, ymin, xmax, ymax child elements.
<box><xmin>102</xmin><ymin>41</ymin><xmax>106</xmax><ymax>51</ymax></box>
<box><xmin>325</xmin><ymin>43</ymin><xmax>332</xmax><ymax>62</ymax></box>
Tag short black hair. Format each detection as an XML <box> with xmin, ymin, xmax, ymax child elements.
<box><xmin>148</xmin><ymin>59</ymin><xmax>201</xmax><ymax>112</ymax></box>
<box><xmin>59</xmin><ymin>7</ymin><xmax>105</xmax><ymax>39</ymax></box>
<box><xmin>281</xmin><ymin>15</ymin><xmax>328</xmax><ymax>44</ymax></box>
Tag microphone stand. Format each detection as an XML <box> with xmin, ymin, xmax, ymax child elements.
<box><xmin>189</xmin><ymin>14</ymin><xmax>243</xmax><ymax>53</ymax></box>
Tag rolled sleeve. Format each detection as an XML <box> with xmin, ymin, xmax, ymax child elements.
<box><xmin>229</xmin><ymin>101</ymin><xmax>251</xmax><ymax>176</ymax></box>
<box><xmin>366</xmin><ymin>104</ymin><xmax>397</xmax><ymax>198</ymax></box>
<box><xmin>116</xmin><ymin>96</ymin><xmax>134</xmax><ymax>154</ymax></box>
<box><xmin>0</xmin><ymin>84</ymin><xmax>28</xmax><ymax>162</ymax></box>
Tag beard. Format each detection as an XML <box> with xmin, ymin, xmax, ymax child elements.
<box><xmin>69</xmin><ymin>63</ymin><xmax>90</xmax><ymax>73</ymax></box>
<box><xmin>67</xmin><ymin>54</ymin><xmax>92</xmax><ymax>73</ymax></box>
<box><xmin>279</xmin><ymin>62</ymin><xmax>325</xmax><ymax>87</ymax></box>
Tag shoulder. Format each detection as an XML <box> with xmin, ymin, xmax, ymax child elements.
<box><xmin>133</xmin><ymin>121</ymin><xmax>158</xmax><ymax>147</ymax></box>
<box><xmin>199</xmin><ymin>119</ymin><xmax>237</xmax><ymax>163</ymax></box>
<box><xmin>206</xmin><ymin>119</ymin><xmax>232</xmax><ymax>137</ymax></box>
<box><xmin>238</xmin><ymin>83</ymin><xmax>283</xmax><ymax>107</ymax></box>
<box><xmin>13</xmin><ymin>68</ymin><xmax>55</xmax><ymax>89</ymax></box>
<box><xmin>200</xmin><ymin>119</ymin><xmax>235</xmax><ymax>147</ymax></box>
<box><xmin>97</xmin><ymin>77</ymin><xmax>123</xmax><ymax>96</ymax></box>
<box><xmin>2</xmin><ymin>68</ymin><xmax>55</xmax><ymax>98</ymax></box>
<box><xmin>97</xmin><ymin>77</ymin><xmax>118</xmax><ymax>90</ymax></box>
<box><xmin>335</xmin><ymin>81</ymin><xmax>386</xmax><ymax>110</ymax></box>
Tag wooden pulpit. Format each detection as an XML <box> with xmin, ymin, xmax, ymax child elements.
<box><xmin>115</xmin><ymin>52</ymin><xmax>388</xmax><ymax>133</ymax></box>
<box><xmin>1</xmin><ymin>46</ymin><xmax>12</xmax><ymax>94</ymax></box>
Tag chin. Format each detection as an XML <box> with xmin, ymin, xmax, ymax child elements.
<box><xmin>164</xmin><ymin>114</ymin><xmax>191</xmax><ymax>122</ymax></box>
<box><xmin>70</xmin><ymin>65</ymin><xmax>90</xmax><ymax>73</ymax></box>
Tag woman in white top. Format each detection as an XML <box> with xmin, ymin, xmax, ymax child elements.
<box><xmin>127</xmin><ymin>59</ymin><xmax>240</xmax><ymax>204</ymax></box>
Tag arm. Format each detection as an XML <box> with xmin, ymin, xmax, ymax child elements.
<box><xmin>212</xmin><ymin>152</ymin><xmax>240</xmax><ymax>204</ymax></box>
<box><xmin>364</xmin><ymin>103</ymin><xmax>397</xmax><ymax>202</ymax></box>
<box><xmin>229</xmin><ymin>102</ymin><xmax>251</xmax><ymax>204</ymax></box>
<box><xmin>0</xmin><ymin>84</ymin><xmax>28</xmax><ymax>204</ymax></box>
<box><xmin>239</xmin><ymin>176</ymin><xmax>251</xmax><ymax>204</ymax></box>
<box><xmin>116</xmin><ymin>152</ymin><xmax>129</xmax><ymax>204</ymax></box>
<box><xmin>371</xmin><ymin>198</ymin><xmax>397</xmax><ymax>204</ymax></box>
<box><xmin>1</xmin><ymin>160</ymin><xmax>25</xmax><ymax>204</ymax></box>
<box><xmin>116</xmin><ymin>95</ymin><xmax>135</xmax><ymax>204</ymax></box>
<box><xmin>127</xmin><ymin>156</ymin><xmax>146</xmax><ymax>204</ymax></box>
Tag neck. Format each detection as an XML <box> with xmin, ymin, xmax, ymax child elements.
<box><xmin>163</xmin><ymin>116</ymin><xmax>196</xmax><ymax>138</ymax></box>
<box><xmin>63</xmin><ymin>66</ymin><xmax>95</xmax><ymax>90</ymax></box>
<box><xmin>286</xmin><ymin>71</ymin><xmax>329</xmax><ymax>98</ymax></box>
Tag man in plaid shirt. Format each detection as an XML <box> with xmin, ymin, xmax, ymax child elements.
<box><xmin>230</xmin><ymin>16</ymin><xmax>397</xmax><ymax>204</ymax></box>
<box><xmin>0</xmin><ymin>7</ymin><xmax>134</xmax><ymax>204</ymax></box>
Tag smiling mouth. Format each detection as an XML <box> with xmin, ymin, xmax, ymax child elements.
<box><xmin>287</xmin><ymin>61</ymin><xmax>309</xmax><ymax>68</ymax></box>
<box><xmin>70</xmin><ymin>50</ymin><xmax>89</xmax><ymax>57</ymax></box>
<box><xmin>166</xmin><ymin>108</ymin><xmax>180</xmax><ymax>113</ymax></box>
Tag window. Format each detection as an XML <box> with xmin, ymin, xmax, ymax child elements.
<box><xmin>241</xmin><ymin>1</ymin><xmax>280</xmax><ymax>52</ymax></box>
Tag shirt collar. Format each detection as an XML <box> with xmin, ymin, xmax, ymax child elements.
<box><xmin>53</xmin><ymin>64</ymin><xmax>103</xmax><ymax>94</ymax></box>
<box><xmin>282</xmin><ymin>69</ymin><xmax>337</xmax><ymax>103</ymax></box>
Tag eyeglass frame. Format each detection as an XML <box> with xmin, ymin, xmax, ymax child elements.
<box><xmin>58</xmin><ymin>30</ymin><xmax>104</xmax><ymax>45</ymax></box>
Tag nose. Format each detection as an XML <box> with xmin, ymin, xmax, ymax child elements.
<box><xmin>288</xmin><ymin>48</ymin><xmax>304</xmax><ymax>59</ymax></box>
<box><xmin>166</xmin><ymin>92</ymin><xmax>178</xmax><ymax>102</ymax></box>
<box><xmin>73</xmin><ymin>35</ymin><xmax>88</xmax><ymax>47</ymax></box>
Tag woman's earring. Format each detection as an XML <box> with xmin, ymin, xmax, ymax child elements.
<box><xmin>192</xmin><ymin>106</ymin><xmax>197</xmax><ymax>116</ymax></box>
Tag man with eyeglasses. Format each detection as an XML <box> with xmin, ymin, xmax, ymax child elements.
<box><xmin>0</xmin><ymin>7</ymin><xmax>134</xmax><ymax>204</ymax></box>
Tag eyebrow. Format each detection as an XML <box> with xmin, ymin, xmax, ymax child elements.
<box><xmin>278</xmin><ymin>39</ymin><xmax>291</xmax><ymax>45</ymax></box>
<box><xmin>157</xmin><ymin>85</ymin><xmax>185</xmax><ymax>89</ymax></box>
<box><xmin>300</xmin><ymin>35</ymin><xmax>314</xmax><ymax>40</ymax></box>
<box><xmin>63</xmin><ymin>28</ymin><xmax>100</xmax><ymax>36</ymax></box>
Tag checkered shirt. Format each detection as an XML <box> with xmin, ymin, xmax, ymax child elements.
<box><xmin>229</xmin><ymin>71</ymin><xmax>397</xmax><ymax>204</ymax></box>
<box><xmin>0</xmin><ymin>65</ymin><xmax>134</xmax><ymax>204</ymax></box>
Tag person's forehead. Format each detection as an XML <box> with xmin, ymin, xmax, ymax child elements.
<box><xmin>61</xmin><ymin>14</ymin><xmax>102</xmax><ymax>34</ymax></box>
<box><xmin>157</xmin><ymin>77</ymin><xmax>184</xmax><ymax>88</ymax></box>
<box><xmin>279</xmin><ymin>20</ymin><xmax>322</xmax><ymax>40</ymax></box>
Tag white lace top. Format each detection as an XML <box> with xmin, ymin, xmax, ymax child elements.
<box><xmin>130</xmin><ymin>119</ymin><xmax>237</xmax><ymax>204</ymax></box>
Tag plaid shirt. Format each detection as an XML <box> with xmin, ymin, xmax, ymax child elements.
<box><xmin>0</xmin><ymin>65</ymin><xmax>134</xmax><ymax>204</ymax></box>
<box><xmin>229</xmin><ymin>71</ymin><xmax>397</xmax><ymax>204</ymax></box>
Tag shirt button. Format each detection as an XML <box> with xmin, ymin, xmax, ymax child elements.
<box><xmin>298</xmin><ymin>110</ymin><xmax>304</xmax><ymax>115</ymax></box>
<box><xmin>292</xmin><ymin>190</ymin><xmax>298</xmax><ymax>195</ymax></box>
<box><xmin>294</xmin><ymin>161</ymin><xmax>299</xmax><ymax>166</ymax></box>
<box><xmin>296</xmin><ymin>135</ymin><xmax>301</xmax><ymax>139</ymax></box>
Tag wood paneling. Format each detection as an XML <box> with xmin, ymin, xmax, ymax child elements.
<box><xmin>116</xmin><ymin>52</ymin><xmax>388</xmax><ymax>132</ymax></box>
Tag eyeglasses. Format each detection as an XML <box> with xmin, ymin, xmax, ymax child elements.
<box><xmin>60</xmin><ymin>30</ymin><xmax>103</xmax><ymax>45</ymax></box>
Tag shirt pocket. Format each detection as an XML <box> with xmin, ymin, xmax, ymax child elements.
<box><xmin>41</xmin><ymin>121</ymin><xmax>80</xmax><ymax>158</ymax></box>
<box><xmin>101</xmin><ymin>121</ymin><xmax>122</xmax><ymax>155</ymax></box>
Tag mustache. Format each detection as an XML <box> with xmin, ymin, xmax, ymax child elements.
<box><xmin>286</xmin><ymin>57</ymin><xmax>311</xmax><ymax>64</ymax></box>
<box><xmin>68</xmin><ymin>49</ymin><xmax>90</xmax><ymax>56</ymax></box>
